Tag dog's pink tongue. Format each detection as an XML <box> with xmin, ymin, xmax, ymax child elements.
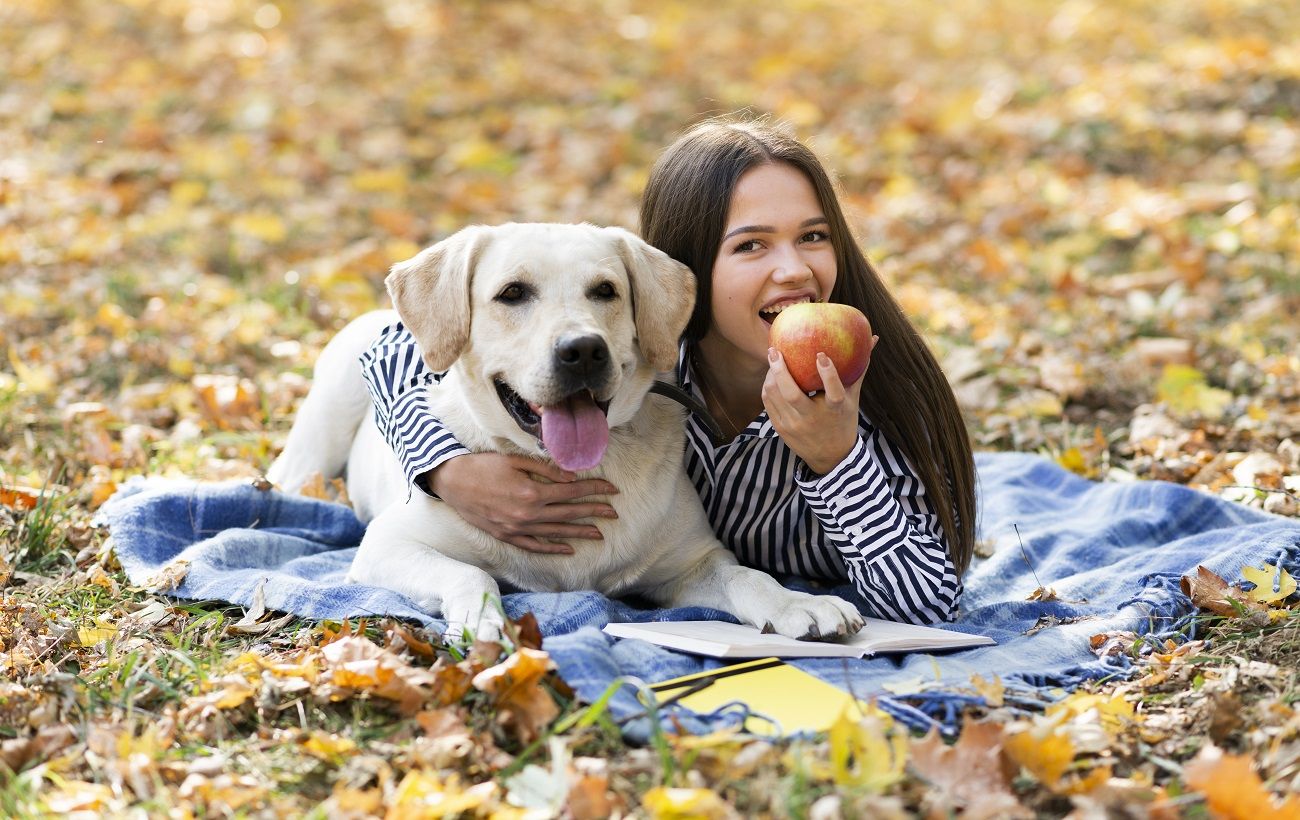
<box><xmin>540</xmin><ymin>394</ymin><xmax>609</xmax><ymax>471</ymax></box>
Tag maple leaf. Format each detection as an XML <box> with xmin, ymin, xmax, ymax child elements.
<box><xmin>1183</xmin><ymin>745</ymin><xmax>1300</xmax><ymax>820</ymax></box>
<box><xmin>471</xmin><ymin>647</ymin><xmax>560</xmax><ymax>743</ymax></box>
<box><xmin>1240</xmin><ymin>562</ymin><xmax>1297</xmax><ymax>604</ymax></box>
<box><xmin>909</xmin><ymin>720</ymin><xmax>1028</xmax><ymax>818</ymax></box>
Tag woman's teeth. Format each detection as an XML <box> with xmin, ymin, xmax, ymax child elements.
<box><xmin>759</xmin><ymin>297</ymin><xmax>812</xmax><ymax>319</ymax></box>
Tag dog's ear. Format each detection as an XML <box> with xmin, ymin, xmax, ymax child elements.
<box><xmin>606</xmin><ymin>226</ymin><xmax>696</xmax><ymax>373</ymax></box>
<box><xmin>385</xmin><ymin>226</ymin><xmax>489</xmax><ymax>373</ymax></box>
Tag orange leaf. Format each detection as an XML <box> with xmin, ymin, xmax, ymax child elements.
<box><xmin>1004</xmin><ymin>727</ymin><xmax>1075</xmax><ymax>789</ymax></box>
<box><xmin>471</xmin><ymin>648</ymin><xmax>559</xmax><ymax>743</ymax></box>
<box><xmin>1183</xmin><ymin>745</ymin><xmax>1300</xmax><ymax>820</ymax></box>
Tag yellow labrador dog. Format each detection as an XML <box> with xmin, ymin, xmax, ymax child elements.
<box><xmin>269</xmin><ymin>223</ymin><xmax>864</xmax><ymax>641</ymax></box>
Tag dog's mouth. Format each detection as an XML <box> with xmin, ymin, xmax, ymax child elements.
<box><xmin>495</xmin><ymin>379</ymin><xmax>612</xmax><ymax>471</ymax></box>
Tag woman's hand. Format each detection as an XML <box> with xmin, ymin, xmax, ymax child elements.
<box><xmin>762</xmin><ymin>336</ymin><xmax>878</xmax><ymax>476</ymax></box>
<box><xmin>425</xmin><ymin>453</ymin><xmax>619</xmax><ymax>555</ymax></box>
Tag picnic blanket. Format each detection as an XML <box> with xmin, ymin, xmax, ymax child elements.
<box><xmin>98</xmin><ymin>452</ymin><xmax>1300</xmax><ymax>739</ymax></box>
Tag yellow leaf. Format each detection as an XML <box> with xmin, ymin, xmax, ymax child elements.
<box><xmin>1047</xmin><ymin>691</ymin><xmax>1137</xmax><ymax>734</ymax></box>
<box><xmin>1004</xmin><ymin>727</ymin><xmax>1075</xmax><ymax>788</ymax></box>
<box><xmin>1056</xmin><ymin>447</ymin><xmax>1088</xmax><ymax>476</ymax></box>
<box><xmin>827</xmin><ymin>705</ymin><xmax>908</xmax><ymax>792</ymax></box>
<box><xmin>170</xmin><ymin>179</ymin><xmax>207</xmax><ymax>205</ymax></box>
<box><xmin>302</xmin><ymin>731</ymin><xmax>357</xmax><ymax>761</ymax></box>
<box><xmin>231</xmin><ymin>212</ymin><xmax>287</xmax><ymax>243</ymax></box>
<box><xmin>350</xmin><ymin>167</ymin><xmax>408</xmax><ymax>193</ymax></box>
<box><xmin>389</xmin><ymin>771</ymin><xmax>495</xmax><ymax>819</ymax></box>
<box><xmin>642</xmin><ymin>787</ymin><xmax>734</xmax><ymax>820</ymax></box>
<box><xmin>447</xmin><ymin>138</ymin><xmax>516</xmax><ymax>174</ymax></box>
<box><xmin>8</xmin><ymin>349</ymin><xmax>55</xmax><ymax>395</ymax></box>
<box><xmin>78</xmin><ymin>616</ymin><xmax>119</xmax><ymax>646</ymax></box>
<box><xmin>1241</xmin><ymin>563</ymin><xmax>1297</xmax><ymax>604</ymax></box>
<box><xmin>1156</xmin><ymin>364</ymin><xmax>1232</xmax><ymax>418</ymax></box>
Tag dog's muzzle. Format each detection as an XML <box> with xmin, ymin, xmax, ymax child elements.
<box><xmin>553</xmin><ymin>333</ymin><xmax>611</xmax><ymax>394</ymax></box>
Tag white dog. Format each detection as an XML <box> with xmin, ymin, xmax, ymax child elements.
<box><xmin>269</xmin><ymin>223</ymin><xmax>864</xmax><ymax>642</ymax></box>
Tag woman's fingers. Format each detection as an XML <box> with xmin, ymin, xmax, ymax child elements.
<box><xmin>818</xmin><ymin>352</ymin><xmax>847</xmax><ymax>404</ymax></box>
<box><xmin>765</xmin><ymin>348</ymin><xmax>808</xmax><ymax>406</ymax></box>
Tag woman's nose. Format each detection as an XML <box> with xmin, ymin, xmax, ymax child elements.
<box><xmin>771</xmin><ymin>245</ymin><xmax>813</xmax><ymax>282</ymax></box>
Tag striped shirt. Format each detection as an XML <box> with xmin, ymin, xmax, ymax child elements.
<box><xmin>359</xmin><ymin>322</ymin><xmax>961</xmax><ymax>624</ymax></box>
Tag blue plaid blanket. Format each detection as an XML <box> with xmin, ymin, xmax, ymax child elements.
<box><xmin>99</xmin><ymin>452</ymin><xmax>1299</xmax><ymax>739</ymax></box>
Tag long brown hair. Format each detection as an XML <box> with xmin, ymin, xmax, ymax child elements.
<box><xmin>640</xmin><ymin>117</ymin><xmax>977</xmax><ymax>575</ymax></box>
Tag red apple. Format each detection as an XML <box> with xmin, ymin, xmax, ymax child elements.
<box><xmin>768</xmin><ymin>302</ymin><xmax>873</xmax><ymax>393</ymax></box>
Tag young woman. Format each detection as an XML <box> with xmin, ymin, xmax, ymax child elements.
<box><xmin>358</xmin><ymin>118</ymin><xmax>976</xmax><ymax>624</ymax></box>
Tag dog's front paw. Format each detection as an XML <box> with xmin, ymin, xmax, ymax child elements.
<box><xmin>763</xmin><ymin>593</ymin><xmax>864</xmax><ymax>641</ymax></box>
<box><xmin>440</xmin><ymin>593</ymin><xmax>507</xmax><ymax>644</ymax></box>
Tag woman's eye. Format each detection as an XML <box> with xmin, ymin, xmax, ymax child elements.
<box><xmin>734</xmin><ymin>239</ymin><xmax>760</xmax><ymax>253</ymax></box>
<box><xmin>801</xmin><ymin>230</ymin><xmax>829</xmax><ymax>243</ymax></box>
<box><xmin>496</xmin><ymin>283</ymin><xmax>528</xmax><ymax>303</ymax></box>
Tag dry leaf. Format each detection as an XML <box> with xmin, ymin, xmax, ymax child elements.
<box><xmin>471</xmin><ymin>647</ymin><xmax>559</xmax><ymax>743</ymax></box>
<box><xmin>1183</xmin><ymin>744</ymin><xmax>1300</xmax><ymax>819</ymax></box>
<box><xmin>1004</xmin><ymin>726</ymin><xmax>1075</xmax><ymax>789</ymax></box>
<box><xmin>1180</xmin><ymin>564</ymin><xmax>1269</xmax><ymax>620</ymax></box>
<box><xmin>910</xmin><ymin>720</ymin><xmax>1027</xmax><ymax>818</ymax></box>
<box><xmin>642</xmin><ymin>786</ymin><xmax>738</xmax><ymax>820</ymax></box>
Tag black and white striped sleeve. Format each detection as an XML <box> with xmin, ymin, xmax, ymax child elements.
<box><xmin>358</xmin><ymin>321</ymin><xmax>471</xmax><ymax>495</ymax></box>
<box><xmin>795</xmin><ymin>430</ymin><xmax>962</xmax><ymax>624</ymax></box>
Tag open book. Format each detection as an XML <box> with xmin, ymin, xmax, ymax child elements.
<box><xmin>602</xmin><ymin>617</ymin><xmax>994</xmax><ymax>659</ymax></box>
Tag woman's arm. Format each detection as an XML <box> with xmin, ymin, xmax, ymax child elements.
<box><xmin>359</xmin><ymin>322</ymin><xmax>469</xmax><ymax>493</ymax></box>
<box><xmin>358</xmin><ymin>322</ymin><xmax>620</xmax><ymax>554</ymax></box>
<box><xmin>795</xmin><ymin>428</ymin><xmax>962</xmax><ymax>624</ymax></box>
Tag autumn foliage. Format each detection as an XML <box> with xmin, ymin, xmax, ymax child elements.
<box><xmin>3</xmin><ymin>0</ymin><xmax>1300</xmax><ymax>815</ymax></box>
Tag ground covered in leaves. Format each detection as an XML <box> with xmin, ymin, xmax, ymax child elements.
<box><xmin>3</xmin><ymin>0</ymin><xmax>1300</xmax><ymax>816</ymax></box>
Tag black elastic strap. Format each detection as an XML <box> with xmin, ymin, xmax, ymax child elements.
<box><xmin>649</xmin><ymin>380</ymin><xmax>725</xmax><ymax>444</ymax></box>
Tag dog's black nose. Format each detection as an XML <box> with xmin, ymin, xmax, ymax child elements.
<box><xmin>555</xmin><ymin>334</ymin><xmax>609</xmax><ymax>378</ymax></box>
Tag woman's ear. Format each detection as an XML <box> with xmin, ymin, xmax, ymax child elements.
<box><xmin>385</xmin><ymin>226</ymin><xmax>489</xmax><ymax>373</ymax></box>
<box><xmin>605</xmin><ymin>226</ymin><xmax>696</xmax><ymax>373</ymax></box>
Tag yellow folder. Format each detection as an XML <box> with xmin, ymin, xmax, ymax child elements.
<box><xmin>649</xmin><ymin>657</ymin><xmax>866</xmax><ymax>736</ymax></box>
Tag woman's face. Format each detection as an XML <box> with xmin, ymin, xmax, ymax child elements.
<box><xmin>702</xmin><ymin>162</ymin><xmax>838</xmax><ymax>373</ymax></box>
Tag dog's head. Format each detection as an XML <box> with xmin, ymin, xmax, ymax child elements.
<box><xmin>386</xmin><ymin>223</ymin><xmax>695</xmax><ymax>471</ymax></box>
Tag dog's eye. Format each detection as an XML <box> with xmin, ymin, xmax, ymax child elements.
<box><xmin>590</xmin><ymin>282</ymin><xmax>618</xmax><ymax>301</ymax></box>
<box><xmin>495</xmin><ymin>283</ymin><xmax>530</xmax><ymax>304</ymax></box>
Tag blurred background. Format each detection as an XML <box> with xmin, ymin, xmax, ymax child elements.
<box><xmin>2</xmin><ymin>0</ymin><xmax>1298</xmax><ymax>507</ymax></box>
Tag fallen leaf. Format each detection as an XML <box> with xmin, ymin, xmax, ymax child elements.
<box><xmin>1240</xmin><ymin>562</ymin><xmax>1297</xmax><ymax>604</ymax></box>
<box><xmin>642</xmin><ymin>786</ymin><xmax>737</xmax><ymax>820</ymax></box>
<box><xmin>910</xmin><ymin>720</ymin><xmax>1027</xmax><ymax>818</ymax></box>
<box><xmin>826</xmin><ymin>705</ymin><xmax>908</xmax><ymax>792</ymax></box>
<box><xmin>1183</xmin><ymin>744</ymin><xmax>1300</xmax><ymax>819</ymax></box>
<box><xmin>1180</xmin><ymin>565</ymin><xmax>1270</xmax><ymax>620</ymax></box>
<box><xmin>388</xmin><ymin>771</ymin><xmax>497</xmax><ymax>818</ymax></box>
<box><xmin>471</xmin><ymin>647</ymin><xmax>559</xmax><ymax>743</ymax></box>
<box><xmin>1004</xmin><ymin>726</ymin><xmax>1075</xmax><ymax>789</ymax></box>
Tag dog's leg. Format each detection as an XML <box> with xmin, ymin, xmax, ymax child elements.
<box><xmin>652</xmin><ymin>548</ymin><xmax>865</xmax><ymax>640</ymax></box>
<box><xmin>268</xmin><ymin>310</ymin><xmax>397</xmax><ymax>492</ymax></box>
<box><xmin>347</xmin><ymin>500</ymin><xmax>509</xmax><ymax>642</ymax></box>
